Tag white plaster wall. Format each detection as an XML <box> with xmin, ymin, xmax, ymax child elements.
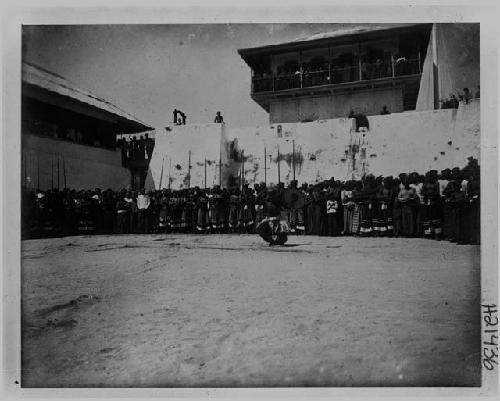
<box><xmin>367</xmin><ymin>99</ymin><xmax>480</xmax><ymax>176</ymax></box>
<box><xmin>22</xmin><ymin>133</ymin><xmax>130</xmax><ymax>190</ymax></box>
<box><xmin>148</xmin><ymin>123</ymin><xmax>221</xmax><ymax>190</ymax></box>
<box><xmin>147</xmin><ymin>100</ymin><xmax>479</xmax><ymax>189</ymax></box>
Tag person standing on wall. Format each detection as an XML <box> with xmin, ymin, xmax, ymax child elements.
<box><xmin>214</xmin><ymin>111</ymin><xmax>224</xmax><ymax>123</ymax></box>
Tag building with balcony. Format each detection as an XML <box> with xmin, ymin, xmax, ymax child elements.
<box><xmin>238</xmin><ymin>24</ymin><xmax>435</xmax><ymax>123</ymax></box>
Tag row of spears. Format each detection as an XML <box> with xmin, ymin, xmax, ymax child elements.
<box><xmin>156</xmin><ymin>140</ymin><xmax>301</xmax><ymax>190</ymax></box>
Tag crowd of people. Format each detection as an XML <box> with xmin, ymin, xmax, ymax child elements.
<box><xmin>440</xmin><ymin>86</ymin><xmax>480</xmax><ymax>109</ymax></box>
<box><xmin>22</xmin><ymin>158</ymin><xmax>480</xmax><ymax>245</ymax></box>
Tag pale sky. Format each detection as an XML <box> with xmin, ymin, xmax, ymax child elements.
<box><xmin>23</xmin><ymin>23</ymin><xmax>370</xmax><ymax>129</ymax></box>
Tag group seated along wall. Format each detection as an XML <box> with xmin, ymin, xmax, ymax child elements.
<box><xmin>146</xmin><ymin>99</ymin><xmax>479</xmax><ymax>190</ymax></box>
<box><xmin>22</xmin><ymin>133</ymin><xmax>131</xmax><ymax>190</ymax></box>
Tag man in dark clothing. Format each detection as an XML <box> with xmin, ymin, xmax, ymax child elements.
<box><xmin>214</xmin><ymin>111</ymin><xmax>224</xmax><ymax>123</ymax></box>
<box><xmin>138</xmin><ymin>136</ymin><xmax>146</xmax><ymax>160</ymax></box>
<box><xmin>131</xmin><ymin>136</ymin><xmax>138</xmax><ymax>160</ymax></box>
<box><xmin>145</xmin><ymin>133</ymin><xmax>154</xmax><ymax>160</ymax></box>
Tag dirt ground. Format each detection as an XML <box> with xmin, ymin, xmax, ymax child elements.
<box><xmin>21</xmin><ymin>234</ymin><xmax>480</xmax><ymax>387</ymax></box>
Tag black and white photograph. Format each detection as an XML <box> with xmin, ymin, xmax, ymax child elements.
<box><xmin>2</xmin><ymin>2</ymin><xmax>499</xmax><ymax>397</ymax></box>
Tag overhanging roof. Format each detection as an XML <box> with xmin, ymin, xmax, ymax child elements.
<box><xmin>22</xmin><ymin>62</ymin><xmax>153</xmax><ymax>133</ymax></box>
<box><xmin>238</xmin><ymin>23</ymin><xmax>432</xmax><ymax>62</ymax></box>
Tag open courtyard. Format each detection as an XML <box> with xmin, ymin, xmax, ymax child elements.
<box><xmin>21</xmin><ymin>234</ymin><xmax>480</xmax><ymax>387</ymax></box>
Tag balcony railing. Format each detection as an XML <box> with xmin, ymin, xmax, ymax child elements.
<box><xmin>252</xmin><ymin>58</ymin><xmax>421</xmax><ymax>94</ymax></box>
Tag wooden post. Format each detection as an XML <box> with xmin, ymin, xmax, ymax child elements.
<box><xmin>292</xmin><ymin>140</ymin><xmax>296</xmax><ymax>181</ymax></box>
<box><xmin>188</xmin><ymin>150</ymin><xmax>191</xmax><ymax>189</ymax></box>
<box><xmin>239</xmin><ymin>158</ymin><xmax>242</xmax><ymax>191</ymax></box>
<box><xmin>57</xmin><ymin>154</ymin><xmax>60</xmax><ymax>190</ymax></box>
<box><xmin>264</xmin><ymin>145</ymin><xmax>267</xmax><ymax>186</ymax></box>
<box><xmin>219</xmin><ymin>152</ymin><xmax>222</xmax><ymax>187</ymax></box>
<box><xmin>51</xmin><ymin>156</ymin><xmax>54</xmax><ymax>189</ymax></box>
<box><xmin>63</xmin><ymin>156</ymin><xmax>67</xmax><ymax>188</ymax></box>
<box><xmin>241</xmin><ymin>149</ymin><xmax>245</xmax><ymax>189</ymax></box>
<box><xmin>168</xmin><ymin>158</ymin><xmax>171</xmax><ymax>190</ymax></box>
<box><xmin>204</xmin><ymin>157</ymin><xmax>207</xmax><ymax>190</ymax></box>
<box><xmin>277</xmin><ymin>145</ymin><xmax>281</xmax><ymax>185</ymax></box>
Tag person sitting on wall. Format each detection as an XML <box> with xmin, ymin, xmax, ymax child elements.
<box><xmin>380</xmin><ymin>105</ymin><xmax>391</xmax><ymax>115</ymax></box>
<box><xmin>214</xmin><ymin>111</ymin><xmax>224</xmax><ymax>123</ymax></box>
